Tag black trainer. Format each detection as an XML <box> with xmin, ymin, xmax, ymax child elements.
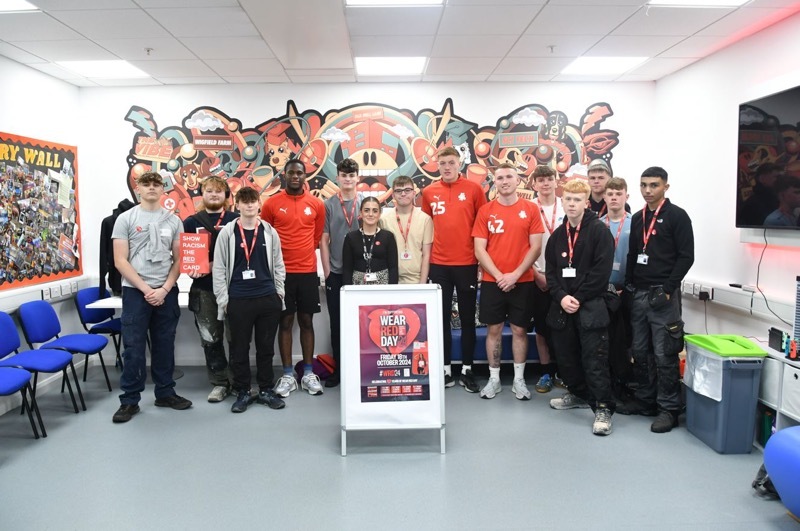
<box><xmin>256</xmin><ymin>389</ymin><xmax>286</xmax><ymax>410</ymax></box>
<box><xmin>651</xmin><ymin>410</ymin><xmax>679</xmax><ymax>433</ymax></box>
<box><xmin>616</xmin><ymin>397</ymin><xmax>658</xmax><ymax>416</ymax></box>
<box><xmin>154</xmin><ymin>394</ymin><xmax>192</xmax><ymax>410</ymax></box>
<box><xmin>459</xmin><ymin>369</ymin><xmax>479</xmax><ymax>393</ymax></box>
<box><xmin>231</xmin><ymin>390</ymin><xmax>253</xmax><ymax>413</ymax></box>
<box><xmin>444</xmin><ymin>373</ymin><xmax>455</xmax><ymax>388</ymax></box>
<box><xmin>112</xmin><ymin>404</ymin><xmax>140</xmax><ymax>423</ymax></box>
<box><xmin>325</xmin><ymin>373</ymin><xmax>340</xmax><ymax>388</ymax></box>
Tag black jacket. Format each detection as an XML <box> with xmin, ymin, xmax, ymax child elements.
<box><xmin>99</xmin><ymin>198</ymin><xmax>135</xmax><ymax>297</ymax></box>
<box><xmin>625</xmin><ymin>198</ymin><xmax>694</xmax><ymax>295</ymax></box>
<box><xmin>545</xmin><ymin>209</ymin><xmax>614</xmax><ymax>304</ymax></box>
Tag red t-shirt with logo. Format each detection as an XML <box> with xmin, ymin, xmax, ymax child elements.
<box><xmin>260</xmin><ymin>190</ymin><xmax>325</xmax><ymax>274</ymax></box>
<box><xmin>422</xmin><ymin>177</ymin><xmax>487</xmax><ymax>266</ymax></box>
<box><xmin>472</xmin><ymin>198</ymin><xmax>544</xmax><ymax>283</ymax></box>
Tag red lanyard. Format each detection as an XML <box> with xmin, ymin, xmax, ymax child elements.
<box><xmin>395</xmin><ymin>209</ymin><xmax>413</xmax><ymax>250</ymax></box>
<box><xmin>536</xmin><ymin>200</ymin><xmax>557</xmax><ymax>235</ymax></box>
<box><xmin>339</xmin><ymin>193</ymin><xmax>357</xmax><ymax>228</ymax></box>
<box><xmin>237</xmin><ymin>220</ymin><xmax>259</xmax><ymax>269</ymax></box>
<box><xmin>213</xmin><ymin>213</ymin><xmax>224</xmax><ymax>230</ymax></box>
<box><xmin>598</xmin><ymin>202</ymin><xmax>607</xmax><ymax>218</ymax></box>
<box><xmin>605</xmin><ymin>215</ymin><xmax>626</xmax><ymax>250</ymax></box>
<box><xmin>566</xmin><ymin>219</ymin><xmax>582</xmax><ymax>267</ymax></box>
<box><xmin>642</xmin><ymin>200</ymin><xmax>665</xmax><ymax>252</ymax></box>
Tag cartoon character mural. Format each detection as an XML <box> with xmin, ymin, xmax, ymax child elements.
<box><xmin>124</xmin><ymin>99</ymin><xmax>620</xmax><ymax>220</ymax></box>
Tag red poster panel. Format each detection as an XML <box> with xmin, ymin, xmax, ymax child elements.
<box><xmin>179</xmin><ymin>232</ymin><xmax>210</xmax><ymax>274</ymax></box>
<box><xmin>0</xmin><ymin>132</ymin><xmax>82</xmax><ymax>290</ymax></box>
<box><xmin>358</xmin><ymin>304</ymin><xmax>429</xmax><ymax>403</ymax></box>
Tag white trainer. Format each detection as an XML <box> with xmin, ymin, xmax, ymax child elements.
<box><xmin>479</xmin><ymin>377</ymin><xmax>502</xmax><ymax>399</ymax></box>
<box><xmin>207</xmin><ymin>385</ymin><xmax>229</xmax><ymax>403</ymax></box>
<box><xmin>274</xmin><ymin>375</ymin><xmax>298</xmax><ymax>397</ymax></box>
<box><xmin>301</xmin><ymin>373</ymin><xmax>324</xmax><ymax>396</ymax></box>
<box><xmin>593</xmin><ymin>408</ymin><xmax>613</xmax><ymax>436</ymax></box>
<box><xmin>511</xmin><ymin>378</ymin><xmax>531</xmax><ymax>401</ymax></box>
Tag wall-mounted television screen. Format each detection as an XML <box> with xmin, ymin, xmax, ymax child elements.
<box><xmin>736</xmin><ymin>85</ymin><xmax>800</xmax><ymax>229</ymax></box>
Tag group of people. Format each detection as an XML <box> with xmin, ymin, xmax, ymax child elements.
<box><xmin>110</xmin><ymin>147</ymin><xmax>694</xmax><ymax>438</ymax></box>
<box><xmin>738</xmin><ymin>162</ymin><xmax>800</xmax><ymax>227</ymax></box>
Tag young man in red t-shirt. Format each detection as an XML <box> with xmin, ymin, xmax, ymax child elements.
<box><xmin>260</xmin><ymin>159</ymin><xmax>326</xmax><ymax>397</ymax></box>
<box><xmin>472</xmin><ymin>163</ymin><xmax>543</xmax><ymax>400</ymax></box>
<box><xmin>422</xmin><ymin>146</ymin><xmax>487</xmax><ymax>391</ymax></box>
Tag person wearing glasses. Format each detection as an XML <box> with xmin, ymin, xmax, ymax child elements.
<box><xmin>379</xmin><ymin>175</ymin><xmax>433</xmax><ymax>285</ymax></box>
<box><xmin>422</xmin><ymin>146</ymin><xmax>487</xmax><ymax>392</ymax></box>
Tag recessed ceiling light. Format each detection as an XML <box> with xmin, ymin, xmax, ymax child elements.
<box><xmin>346</xmin><ymin>0</ymin><xmax>443</xmax><ymax>5</ymax></box>
<box><xmin>0</xmin><ymin>0</ymin><xmax>40</xmax><ymax>13</ymax></box>
<box><xmin>56</xmin><ymin>60</ymin><xmax>150</xmax><ymax>79</ymax></box>
<box><xmin>561</xmin><ymin>57</ymin><xmax>648</xmax><ymax>75</ymax></box>
<box><xmin>355</xmin><ymin>57</ymin><xmax>426</xmax><ymax>76</ymax></box>
<box><xmin>648</xmin><ymin>0</ymin><xmax>749</xmax><ymax>6</ymax></box>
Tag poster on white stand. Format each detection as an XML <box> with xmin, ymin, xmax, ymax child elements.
<box><xmin>340</xmin><ymin>284</ymin><xmax>445</xmax><ymax>456</ymax></box>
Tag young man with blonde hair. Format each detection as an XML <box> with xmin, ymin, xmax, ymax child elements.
<box><xmin>545</xmin><ymin>179</ymin><xmax>615</xmax><ymax>436</ymax></box>
<box><xmin>473</xmin><ymin>163</ymin><xmax>543</xmax><ymax>400</ymax></box>
<box><xmin>380</xmin><ymin>175</ymin><xmax>433</xmax><ymax>284</ymax></box>
<box><xmin>422</xmin><ymin>146</ymin><xmax>486</xmax><ymax>391</ymax></box>
<box><xmin>183</xmin><ymin>176</ymin><xmax>240</xmax><ymax>403</ymax></box>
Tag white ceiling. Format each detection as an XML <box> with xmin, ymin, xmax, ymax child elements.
<box><xmin>1</xmin><ymin>0</ymin><xmax>799</xmax><ymax>86</ymax></box>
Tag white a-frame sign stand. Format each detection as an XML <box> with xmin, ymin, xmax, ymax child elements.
<box><xmin>340</xmin><ymin>284</ymin><xmax>445</xmax><ymax>456</ymax></box>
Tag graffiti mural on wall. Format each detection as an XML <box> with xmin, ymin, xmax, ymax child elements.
<box><xmin>0</xmin><ymin>132</ymin><xmax>82</xmax><ymax>290</ymax></box>
<box><xmin>124</xmin><ymin>99</ymin><xmax>619</xmax><ymax>219</ymax></box>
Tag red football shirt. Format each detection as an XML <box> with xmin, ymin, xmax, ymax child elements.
<box><xmin>421</xmin><ymin>177</ymin><xmax>487</xmax><ymax>266</ymax></box>
<box><xmin>260</xmin><ymin>190</ymin><xmax>325</xmax><ymax>274</ymax></box>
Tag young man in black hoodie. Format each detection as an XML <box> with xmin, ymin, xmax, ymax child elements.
<box><xmin>620</xmin><ymin>166</ymin><xmax>694</xmax><ymax>433</ymax></box>
<box><xmin>545</xmin><ymin>179</ymin><xmax>616</xmax><ymax>436</ymax></box>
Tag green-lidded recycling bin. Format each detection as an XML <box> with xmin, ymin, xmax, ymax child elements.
<box><xmin>683</xmin><ymin>335</ymin><xmax>766</xmax><ymax>454</ymax></box>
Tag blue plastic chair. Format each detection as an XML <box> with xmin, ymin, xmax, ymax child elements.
<box><xmin>74</xmin><ymin>287</ymin><xmax>123</xmax><ymax>370</ymax></box>
<box><xmin>0</xmin><ymin>367</ymin><xmax>46</xmax><ymax>439</ymax></box>
<box><xmin>0</xmin><ymin>311</ymin><xmax>83</xmax><ymax>414</ymax></box>
<box><xmin>18</xmin><ymin>300</ymin><xmax>112</xmax><ymax>392</ymax></box>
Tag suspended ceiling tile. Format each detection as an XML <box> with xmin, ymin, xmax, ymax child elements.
<box><xmin>586</xmin><ymin>35</ymin><xmax>685</xmax><ymax>57</ymax></box>
<box><xmin>438</xmin><ymin>5</ymin><xmax>543</xmax><ymax>35</ymax></box>
<box><xmin>129</xmin><ymin>60</ymin><xmax>216</xmax><ymax>77</ymax></box>
<box><xmin>346</xmin><ymin>6</ymin><xmax>444</xmax><ymax>36</ymax></box>
<box><xmin>31</xmin><ymin>0</ymin><xmax>137</xmax><ymax>9</ymax></box>
<box><xmin>487</xmin><ymin>74</ymin><xmax>556</xmax><ymax>82</ymax></box>
<box><xmin>525</xmin><ymin>5</ymin><xmax>642</xmax><ymax>36</ymax></box>
<box><xmin>136</xmin><ymin>0</ymin><xmax>239</xmax><ymax>6</ymax></box>
<box><xmin>91</xmin><ymin>77</ymin><xmax>163</xmax><ymax>86</ymax></box>
<box><xmin>205</xmin><ymin>58</ymin><xmax>286</xmax><ymax>77</ymax></box>
<box><xmin>0</xmin><ymin>13</ymin><xmax>82</xmax><ymax>41</ymax></box>
<box><xmin>180</xmin><ymin>37</ymin><xmax>274</xmax><ymax>60</ymax></box>
<box><xmin>625</xmin><ymin>56</ymin><xmax>698</xmax><ymax>77</ymax></box>
<box><xmin>285</xmin><ymin>69</ymin><xmax>355</xmax><ymax>76</ymax></box>
<box><xmin>658</xmin><ymin>35</ymin><xmax>728</xmax><ymax>58</ymax></box>
<box><xmin>422</xmin><ymin>74</ymin><xmax>489</xmax><ymax>81</ymax></box>
<box><xmin>425</xmin><ymin>57</ymin><xmax>502</xmax><ymax>75</ymax></box>
<box><xmin>612</xmin><ymin>6</ymin><xmax>735</xmax><ymax>36</ymax></box>
<box><xmin>9</xmin><ymin>39</ymin><xmax>116</xmax><ymax>62</ymax></box>
<box><xmin>145</xmin><ymin>7</ymin><xmax>259</xmax><ymax>38</ymax></box>
<box><xmin>495</xmin><ymin>56</ymin><xmax>574</xmax><ymax>75</ymax></box>
<box><xmin>288</xmin><ymin>74</ymin><xmax>358</xmax><ymax>83</ymax></box>
<box><xmin>697</xmin><ymin>7</ymin><xmax>790</xmax><ymax>36</ymax></box>
<box><xmin>222</xmin><ymin>75</ymin><xmax>291</xmax><ymax>83</ymax></box>
<box><xmin>27</xmin><ymin>62</ymin><xmax>87</xmax><ymax>79</ymax></box>
<box><xmin>508</xmin><ymin>34</ymin><xmax>601</xmax><ymax>57</ymax></box>
<box><xmin>550</xmin><ymin>73</ymin><xmax>619</xmax><ymax>82</ymax></box>
<box><xmin>431</xmin><ymin>35</ymin><xmax>518</xmax><ymax>58</ymax></box>
<box><xmin>350</xmin><ymin>35</ymin><xmax>435</xmax><ymax>57</ymax></box>
<box><xmin>96</xmin><ymin>37</ymin><xmax>196</xmax><ymax>61</ymax></box>
<box><xmin>0</xmin><ymin>42</ymin><xmax>48</xmax><ymax>64</ymax></box>
<box><xmin>47</xmin><ymin>9</ymin><xmax>170</xmax><ymax>39</ymax></box>
<box><xmin>157</xmin><ymin>76</ymin><xmax>227</xmax><ymax>84</ymax></box>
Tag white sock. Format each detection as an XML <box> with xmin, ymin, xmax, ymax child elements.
<box><xmin>462</xmin><ymin>364</ymin><xmax>472</xmax><ymax>374</ymax></box>
<box><xmin>444</xmin><ymin>364</ymin><xmax>452</xmax><ymax>377</ymax></box>
<box><xmin>489</xmin><ymin>367</ymin><xmax>500</xmax><ymax>381</ymax></box>
<box><xmin>514</xmin><ymin>363</ymin><xmax>525</xmax><ymax>381</ymax></box>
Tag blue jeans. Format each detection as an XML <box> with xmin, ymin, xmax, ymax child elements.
<box><xmin>119</xmin><ymin>286</ymin><xmax>181</xmax><ymax>405</ymax></box>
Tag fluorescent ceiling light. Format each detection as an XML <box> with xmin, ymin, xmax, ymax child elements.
<box><xmin>355</xmin><ymin>56</ymin><xmax>426</xmax><ymax>76</ymax></box>
<box><xmin>56</xmin><ymin>60</ymin><xmax>150</xmax><ymax>79</ymax></box>
<box><xmin>0</xmin><ymin>0</ymin><xmax>40</xmax><ymax>13</ymax></box>
<box><xmin>648</xmin><ymin>0</ymin><xmax>749</xmax><ymax>6</ymax></box>
<box><xmin>346</xmin><ymin>0</ymin><xmax>443</xmax><ymax>5</ymax></box>
<box><xmin>562</xmin><ymin>56</ymin><xmax>648</xmax><ymax>75</ymax></box>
